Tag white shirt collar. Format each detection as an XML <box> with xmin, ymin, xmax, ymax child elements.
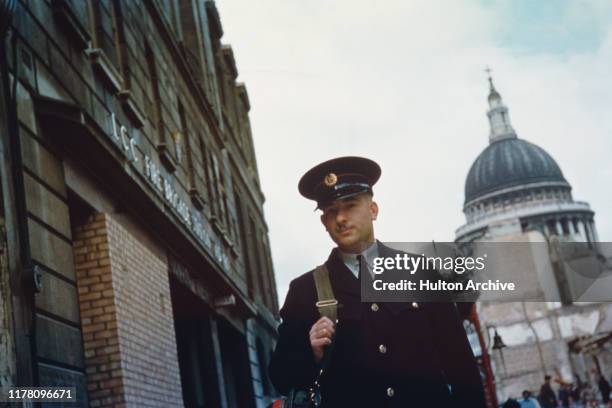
<box><xmin>338</xmin><ymin>241</ymin><xmax>379</xmax><ymax>278</ymax></box>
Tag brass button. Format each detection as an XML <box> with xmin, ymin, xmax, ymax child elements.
<box><xmin>379</xmin><ymin>344</ymin><xmax>387</xmax><ymax>354</ymax></box>
<box><xmin>411</xmin><ymin>302</ymin><xmax>419</xmax><ymax>309</ymax></box>
<box><xmin>387</xmin><ymin>387</ymin><xmax>395</xmax><ymax>397</ymax></box>
<box><xmin>371</xmin><ymin>303</ymin><xmax>379</xmax><ymax>312</ymax></box>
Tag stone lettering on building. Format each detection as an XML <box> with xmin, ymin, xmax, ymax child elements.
<box><xmin>144</xmin><ymin>155</ymin><xmax>164</xmax><ymax>193</ymax></box>
<box><xmin>143</xmin><ymin>153</ymin><xmax>230</xmax><ymax>272</ymax></box>
<box><xmin>105</xmin><ymin>107</ymin><xmax>232</xmax><ymax>278</ymax></box>
<box><xmin>162</xmin><ymin>175</ymin><xmax>191</xmax><ymax>227</ymax></box>
<box><xmin>108</xmin><ymin>113</ymin><xmax>138</xmax><ymax>163</ymax></box>
<box><xmin>190</xmin><ymin>211</ymin><xmax>211</xmax><ymax>248</ymax></box>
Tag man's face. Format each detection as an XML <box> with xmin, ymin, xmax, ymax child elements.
<box><xmin>320</xmin><ymin>193</ymin><xmax>378</xmax><ymax>253</ymax></box>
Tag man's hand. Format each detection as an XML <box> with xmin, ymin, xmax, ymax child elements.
<box><xmin>309</xmin><ymin>316</ymin><xmax>336</xmax><ymax>363</ymax></box>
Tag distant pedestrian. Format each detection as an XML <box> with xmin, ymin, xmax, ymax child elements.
<box><xmin>539</xmin><ymin>375</ymin><xmax>558</xmax><ymax>408</ymax></box>
<box><xmin>598</xmin><ymin>374</ymin><xmax>611</xmax><ymax>404</ymax></box>
<box><xmin>571</xmin><ymin>378</ymin><xmax>582</xmax><ymax>403</ymax></box>
<box><xmin>521</xmin><ymin>390</ymin><xmax>542</xmax><ymax>408</ymax></box>
<box><xmin>580</xmin><ymin>383</ymin><xmax>596</xmax><ymax>406</ymax></box>
<box><xmin>503</xmin><ymin>398</ymin><xmax>521</xmax><ymax>408</ymax></box>
<box><xmin>559</xmin><ymin>382</ymin><xmax>571</xmax><ymax>408</ymax></box>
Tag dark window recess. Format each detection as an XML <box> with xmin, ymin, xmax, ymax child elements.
<box><xmin>258</xmin><ymin>236</ymin><xmax>272</xmax><ymax>310</ymax></box>
<box><xmin>86</xmin><ymin>48</ymin><xmax>121</xmax><ymax>94</ymax></box>
<box><xmin>86</xmin><ymin>0</ymin><xmax>125</xmax><ymax>93</ymax></box>
<box><xmin>109</xmin><ymin>0</ymin><xmax>144</xmax><ymax>128</ymax></box>
<box><xmin>51</xmin><ymin>0</ymin><xmax>91</xmax><ymax>49</ymax></box>
<box><xmin>201</xmin><ymin>142</ymin><xmax>216</xmax><ymax>214</ymax></box>
<box><xmin>256</xmin><ymin>339</ymin><xmax>272</xmax><ymax>396</ymax></box>
<box><xmin>89</xmin><ymin>0</ymin><xmax>120</xmax><ymax>70</ymax></box>
<box><xmin>214</xmin><ymin>55</ymin><xmax>225</xmax><ymax>108</ymax></box>
<box><xmin>262</xmin><ymin>238</ymin><xmax>276</xmax><ymax>311</ymax></box>
<box><xmin>157</xmin><ymin>0</ymin><xmax>181</xmax><ymax>36</ymax></box>
<box><xmin>221</xmin><ymin>190</ymin><xmax>232</xmax><ymax>242</ymax></box>
<box><xmin>178</xmin><ymin>102</ymin><xmax>205</xmax><ymax>210</ymax></box>
<box><xmin>210</xmin><ymin>152</ymin><xmax>224</xmax><ymax>230</ymax></box>
<box><xmin>234</xmin><ymin>194</ymin><xmax>251</xmax><ymax>283</ymax></box>
<box><xmin>91</xmin><ymin>66</ymin><xmax>119</xmax><ymax>117</ymax></box>
<box><xmin>197</xmin><ymin>136</ymin><xmax>211</xmax><ymax>209</ymax></box>
<box><xmin>218</xmin><ymin>321</ymin><xmax>255</xmax><ymax>408</ymax></box>
<box><xmin>171</xmin><ymin>277</ymin><xmax>222</xmax><ymax>408</ymax></box>
<box><xmin>248</xmin><ymin>215</ymin><xmax>263</xmax><ymax>299</ymax></box>
<box><xmin>177</xmin><ymin>0</ymin><xmax>204</xmax><ymax>78</ymax></box>
<box><xmin>169</xmin><ymin>0</ymin><xmax>182</xmax><ymax>39</ymax></box>
<box><xmin>110</xmin><ymin>0</ymin><xmax>129</xmax><ymax>88</ymax></box>
<box><xmin>145</xmin><ymin>43</ymin><xmax>175</xmax><ymax>172</ymax></box>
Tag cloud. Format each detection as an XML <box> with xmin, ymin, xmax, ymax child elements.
<box><xmin>216</xmin><ymin>0</ymin><xmax>612</xmax><ymax>304</ymax></box>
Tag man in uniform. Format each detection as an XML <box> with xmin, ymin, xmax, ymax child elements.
<box><xmin>269</xmin><ymin>156</ymin><xmax>486</xmax><ymax>407</ymax></box>
<box><xmin>538</xmin><ymin>375</ymin><xmax>557</xmax><ymax>408</ymax></box>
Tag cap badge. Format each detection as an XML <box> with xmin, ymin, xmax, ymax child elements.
<box><xmin>324</xmin><ymin>173</ymin><xmax>338</xmax><ymax>187</ymax></box>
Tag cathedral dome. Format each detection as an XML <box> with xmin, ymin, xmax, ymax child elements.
<box><xmin>464</xmin><ymin>137</ymin><xmax>569</xmax><ymax>203</ymax></box>
<box><xmin>457</xmin><ymin>74</ymin><xmax>595</xmax><ymax>244</ymax></box>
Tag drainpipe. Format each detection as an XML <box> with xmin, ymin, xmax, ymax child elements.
<box><xmin>0</xmin><ymin>0</ymin><xmax>41</xmax><ymax>388</ymax></box>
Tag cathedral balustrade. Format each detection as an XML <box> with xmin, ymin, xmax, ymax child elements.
<box><xmin>458</xmin><ymin>201</ymin><xmax>593</xmax><ymax>239</ymax></box>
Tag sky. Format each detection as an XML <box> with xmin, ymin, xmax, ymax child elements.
<box><xmin>215</xmin><ymin>0</ymin><xmax>612</xmax><ymax>305</ymax></box>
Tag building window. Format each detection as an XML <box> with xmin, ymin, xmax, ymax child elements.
<box><xmin>89</xmin><ymin>0</ymin><xmax>129</xmax><ymax>84</ymax></box>
<box><xmin>145</xmin><ymin>43</ymin><xmax>163</xmax><ymax>138</ymax></box>
<box><xmin>221</xmin><ymin>188</ymin><xmax>230</xmax><ymax>231</ymax></box>
<box><xmin>198</xmin><ymin>137</ymin><xmax>212</xmax><ymax>210</ymax></box>
<box><xmin>233</xmin><ymin>193</ymin><xmax>252</xmax><ymax>281</ymax></box>
<box><xmin>145</xmin><ymin>41</ymin><xmax>176</xmax><ymax>171</ymax></box>
<box><xmin>178</xmin><ymin>102</ymin><xmax>205</xmax><ymax>209</ymax></box>
<box><xmin>169</xmin><ymin>0</ymin><xmax>182</xmax><ymax>40</ymax></box>
<box><xmin>90</xmin><ymin>0</ymin><xmax>119</xmax><ymax>68</ymax></box>
<box><xmin>248</xmin><ymin>215</ymin><xmax>263</xmax><ymax>299</ymax></box>
<box><xmin>214</xmin><ymin>51</ymin><xmax>226</xmax><ymax>109</ymax></box>
<box><xmin>177</xmin><ymin>101</ymin><xmax>189</xmax><ymax>170</ymax></box>
<box><xmin>261</xmin><ymin>237</ymin><xmax>276</xmax><ymax>311</ymax></box>
<box><xmin>210</xmin><ymin>151</ymin><xmax>222</xmax><ymax>221</ymax></box>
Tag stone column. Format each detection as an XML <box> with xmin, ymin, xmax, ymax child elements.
<box><xmin>543</xmin><ymin>222</ymin><xmax>551</xmax><ymax>237</ymax></box>
<box><xmin>589</xmin><ymin>220</ymin><xmax>599</xmax><ymax>242</ymax></box>
<box><xmin>571</xmin><ymin>218</ymin><xmax>578</xmax><ymax>235</ymax></box>
<box><xmin>571</xmin><ymin>219</ymin><xmax>581</xmax><ymax>241</ymax></box>
<box><xmin>577</xmin><ymin>220</ymin><xmax>587</xmax><ymax>242</ymax></box>
<box><xmin>555</xmin><ymin>220</ymin><xmax>563</xmax><ymax>236</ymax></box>
<box><xmin>583</xmin><ymin>219</ymin><xmax>593</xmax><ymax>243</ymax></box>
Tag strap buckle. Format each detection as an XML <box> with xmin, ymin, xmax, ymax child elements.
<box><xmin>315</xmin><ymin>299</ymin><xmax>338</xmax><ymax>308</ymax></box>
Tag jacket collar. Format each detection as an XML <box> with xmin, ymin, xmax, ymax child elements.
<box><xmin>324</xmin><ymin>240</ymin><xmax>396</xmax><ymax>298</ymax></box>
<box><xmin>325</xmin><ymin>247</ymin><xmax>361</xmax><ymax>297</ymax></box>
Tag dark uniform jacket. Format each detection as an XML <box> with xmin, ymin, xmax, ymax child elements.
<box><xmin>269</xmin><ymin>243</ymin><xmax>486</xmax><ymax>407</ymax></box>
<box><xmin>538</xmin><ymin>383</ymin><xmax>557</xmax><ymax>408</ymax></box>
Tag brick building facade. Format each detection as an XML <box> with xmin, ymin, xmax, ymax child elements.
<box><xmin>0</xmin><ymin>0</ymin><xmax>279</xmax><ymax>406</ymax></box>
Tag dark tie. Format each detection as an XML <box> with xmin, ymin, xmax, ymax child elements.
<box><xmin>357</xmin><ymin>254</ymin><xmax>364</xmax><ymax>279</ymax></box>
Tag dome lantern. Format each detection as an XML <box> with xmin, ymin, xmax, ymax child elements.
<box><xmin>485</xmin><ymin>71</ymin><xmax>516</xmax><ymax>143</ymax></box>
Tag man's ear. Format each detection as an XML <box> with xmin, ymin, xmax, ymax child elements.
<box><xmin>320</xmin><ymin>213</ymin><xmax>328</xmax><ymax>230</ymax></box>
<box><xmin>370</xmin><ymin>200</ymin><xmax>379</xmax><ymax>220</ymax></box>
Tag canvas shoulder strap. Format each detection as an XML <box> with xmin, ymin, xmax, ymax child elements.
<box><xmin>313</xmin><ymin>264</ymin><xmax>337</xmax><ymax>322</ymax></box>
